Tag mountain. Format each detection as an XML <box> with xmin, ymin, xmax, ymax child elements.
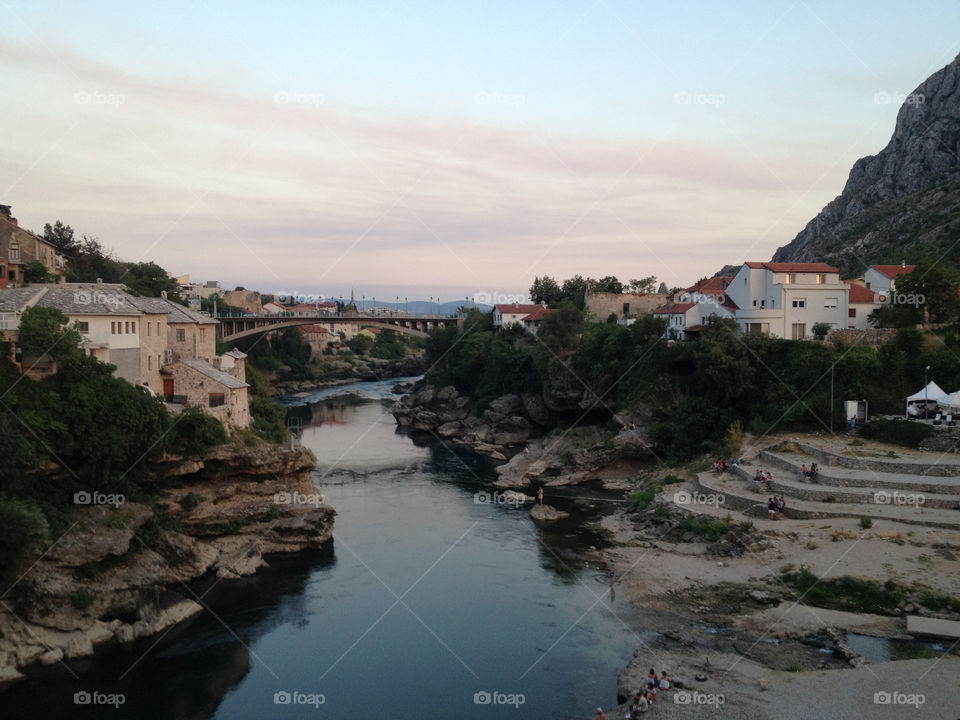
<box><xmin>772</xmin><ymin>54</ymin><xmax>960</xmax><ymax>276</ymax></box>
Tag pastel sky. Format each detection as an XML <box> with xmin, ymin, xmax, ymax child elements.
<box><xmin>3</xmin><ymin>1</ymin><xmax>959</xmax><ymax>303</ymax></box>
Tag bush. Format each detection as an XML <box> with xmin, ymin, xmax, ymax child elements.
<box><xmin>68</xmin><ymin>589</ymin><xmax>94</xmax><ymax>610</ymax></box>
<box><xmin>165</xmin><ymin>406</ymin><xmax>227</xmax><ymax>456</ymax></box>
<box><xmin>859</xmin><ymin>516</ymin><xmax>873</xmax><ymax>529</ymax></box>
<box><xmin>251</xmin><ymin>397</ymin><xmax>287</xmax><ymax>444</ymax></box>
<box><xmin>860</xmin><ymin>419</ymin><xmax>934</xmax><ymax>448</ymax></box>
<box><xmin>0</xmin><ymin>497</ymin><xmax>49</xmax><ymax>586</ymax></box>
<box><xmin>629</xmin><ymin>487</ymin><xmax>659</xmax><ymax>510</ymax></box>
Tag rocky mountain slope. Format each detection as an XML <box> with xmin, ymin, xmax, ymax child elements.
<box><xmin>773</xmin><ymin>54</ymin><xmax>960</xmax><ymax>276</ymax></box>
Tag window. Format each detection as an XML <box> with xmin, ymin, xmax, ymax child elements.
<box><xmin>208</xmin><ymin>393</ymin><xmax>225</xmax><ymax>408</ymax></box>
<box><xmin>111</xmin><ymin>321</ymin><xmax>116</xmax><ymax>334</ymax></box>
<box><xmin>753</xmin><ymin>300</ymin><xmax>757</xmax><ymax>307</ymax></box>
<box><xmin>131</xmin><ymin>321</ymin><xmax>136</xmax><ymax>333</ymax></box>
<box><xmin>148</xmin><ymin>356</ymin><xmax>152</xmax><ymax>370</ymax></box>
<box><xmin>815</xmin><ymin>273</ymin><xmax>824</xmax><ymax>284</ymax></box>
<box><xmin>824</xmin><ymin>297</ymin><xmax>837</xmax><ymax>309</ymax></box>
<box><xmin>200</xmin><ymin>328</ymin><xmax>205</xmax><ymax>341</ymax></box>
<box><xmin>176</xmin><ymin>328</ymin><xmax>185</xmax><ymax>342</ymax></box>
<box><xmin>792</xmin><ymin>298</ymin><xmax>806</xmax><ymax>308</ymax></box>
<box><xmin>622</xmin><ymin>302</ymin><xmax>630</xmax><ymax>315</ymax></box>
<box><xmin>147</xmin><ymin>323</ymin><xmax>151</xmax><ymax>336</ymax></box>
<box><xmin>746</xmin><ymin>323</ymin><xmax>769</xmax><ymax>335</ymax></box>
<box><xmin>849</xmin><ymin>308</ymin><xmax>856</xmax><ymax>318</ymax></box>
<box><xmin>124</xmin><ymin>321</ymin><xmax>129</xmax><ymax>333</ymax></box>
<box><xmin>791</xmin><ymin>323</ymin><xmax>806</xmax><ymax>340</ymax></box>
<box><xmin>865</xmin><ymin>282</ymin><xmax>871</xmax><ymax>290</ymax></box>
<box><xmin>8</xmin><ymin>244</ymin><xmax>19</xmax><ymax>262</ymax></box>
<box><xmin>77</xmin><ymin>321</ymin><xmax>89</xmax><ymax>334</ymax></box>
<box><xmin>784</xmin><ymin>273</ymin><xmax>796</xmax><ymax>284</ymax></box>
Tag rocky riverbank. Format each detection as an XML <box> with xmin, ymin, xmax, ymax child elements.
<box><xmin>272</xmin><ymin>355</ymin><xmax>427</xmax><ymax>396</ymax></box>
<box><xmin>0</xmin><ymin>441</ymin><xmax>334</xmax><ymax>685</ymax></box>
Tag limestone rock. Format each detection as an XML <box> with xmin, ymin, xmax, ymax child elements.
<box><xmin>530</xmin><ymin>504</ymin><xmax>569</xmax><ymax>521</ymax></box>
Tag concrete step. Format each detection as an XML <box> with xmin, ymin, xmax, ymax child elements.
<box><xmin>758</xmin><ymin>450</ymin><xmax>960</xmax><ymax>494</ymax></box>
<box><xmin>693</xmin><ymin>472</ymin><xmax>960</xmax><ymax>530</ymax></box>
<box><xmin>787</xmin><ymin>439</ymin><xmax>960</xmax><ymax>477</ymax></box>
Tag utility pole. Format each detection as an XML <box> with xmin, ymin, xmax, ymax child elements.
<box><xmin>829</xmin><ymin>361</ymin><xmax>834</xmax><ymax>433</ymax></box>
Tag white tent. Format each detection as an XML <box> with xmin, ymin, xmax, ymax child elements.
<box><xmin>906</xmin><ymin>381</ymin><xmax>948</xmax><ymax>416</ymax></box>
<box><xmin>938</xmin><ymin>390</ymin><xmax>960</xmax><ymax>410</ymax></box>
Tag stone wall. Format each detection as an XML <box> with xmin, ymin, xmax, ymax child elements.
<box><xmin>586</xmin><ymin>292</ymin><xmax>667</xmax><ymax>322</ymax></box>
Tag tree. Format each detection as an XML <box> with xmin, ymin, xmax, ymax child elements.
<box><xmin>42</xmin><ymin>220</ymin><xmax>77</xmax><ymax>256</ymax></box>
<box><xmin>17</xmin><ymin>306</ymin><xmax>81</xmax><ymax>362</ymax></box>
<box><xmin>124</xmin><ymin>261</ymin><xmax>181</xmax><ymax>300</ymax></box>
<box><xmin>812</xmin><ymin>322</ymin><xmax>832</xmax><ymax>341</ymax></box>
<box><xmin>23</xmin><ymin>261</ymin><xmax>53</xmax><ymax>284</ymax></box>
<box><xmin>529</xmin><ymin>276</ymin><xmax>563</xmax><ymax>305</ymax></box>
<box><xmin>627</xmin><ymin>276</ymin><xmax>657</xmax><ymax>293</ymax></box>
<box><xmin>536</xmin><ymin>302</ymin><xmax>584</xmax><ymax>357</ymax></box>
<box><xmin>589</xmin><ymin>276</ymin><xmax>623</xmax><ymax>294</ymax></box>
<box><xmin>896</xmin><ymin>262</ymin><xmax>960</xmax><ymax>325</ymax></box>
<box><xmin>561</xmin><ymin>275</ymin><xmax>588</xmax><ymax>309</ymax></box>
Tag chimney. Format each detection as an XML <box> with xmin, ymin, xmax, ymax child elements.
<box><xmin>901</xmin><ymin>259</ymin><xmax>906</xmax><ymax>268</ymax></box>
<box><xmin>161</xmin><ymin>290</ymin><xmax>168</xmax><ymax>299</ymax></box>
<box><xmin>96</xmin><ymin>278</ymin><xmax>103</xmax><ymax>287</ymax></box>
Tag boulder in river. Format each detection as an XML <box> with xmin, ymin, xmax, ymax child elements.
<box><xmin>530</xmin><ymin>504</ymin><xmax>569</xmax><ymax>521</ymax></box>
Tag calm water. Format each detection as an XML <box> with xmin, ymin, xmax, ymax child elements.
<box><xmin>5</xmin><ymin>379</ymin><xmax>639</xmax><ymax>719</ymax></box>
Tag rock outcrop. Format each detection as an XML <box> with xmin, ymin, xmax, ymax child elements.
<box><xmin>0</xmin><ymin>442</ymin><xmax>334</xmax><ymax>685</ymax></box>
<box><xmin>772</xmin><ymin>53</ymin><xmax>960</xmax><ymax>274</ymax></box>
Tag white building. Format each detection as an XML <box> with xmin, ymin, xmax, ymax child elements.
<box><xmin>724</xmin><ymin>262</ymin><xmax>849</xmax><ymax>339</ymax></box>
<box><xmin>862</xmin><ymin>264</ymin><xmax>916</xmax><ymax>299</ymax></box>
<box><xmin>493</xmin><ymin>303</ymin><xmax>554</xmax><ymax>334</ymax></box>
<box><xmin>653</xmin><ymin>276</ymin><xmax>738</xmax><ymax>340</ymax></box>
<box><xmin>845</xmin><ymin>281</ymin><xmax>884</xmax><ymax>329</ymax></box>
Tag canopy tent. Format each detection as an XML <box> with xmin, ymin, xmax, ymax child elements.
<box><xmin>938</xmin><ymin>390</ymin><xmax>960</xmax><ymax>410</ymax></box>
<box><xmin>906</xmin><ymin>381</ymin><xmax>948</xmax><ymax>416</ymax></box>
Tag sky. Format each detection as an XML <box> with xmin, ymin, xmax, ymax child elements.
<box><xmin>2</xmin><ymin>1</ymin><xmax>959</xmax><ymax>304</ymax></box>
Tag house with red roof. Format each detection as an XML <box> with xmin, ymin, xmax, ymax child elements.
<box><xmin>844</xmin><ymin>281</ymin><xmax>884</xmax><ymax>329</ymax></box>
<box><xmin>653</xmin><ymin>276</ymin><xmax>739</xmax><ymax>340</ymax></box>
<box><xmin>863</xmin><ymin>263</ymin><xmax>916</xmax><ymax>298</ymax></box>
<box><xmin>724</xmin><ymin>262</ymin><xmax>849</xmax><ymax>339</ymax></box>
<box><xmin>493</xmin><ymin>302</ymin><xmax>556</xmax><ymax>335</ymax></box>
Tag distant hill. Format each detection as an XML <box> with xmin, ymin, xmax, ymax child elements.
<box><xmin>772</xmin><ymin>54</ymin><xmax>960</xmax><ymax>277</ymax></box>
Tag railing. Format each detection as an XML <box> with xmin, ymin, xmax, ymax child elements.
<box><xmin>164</xmin><ymin>394</ymin><xmax>188</xmax><ymax>405</ymax></box>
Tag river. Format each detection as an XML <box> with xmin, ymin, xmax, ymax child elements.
<box><xmin>5</xmin><ymin>378</ymin><xmax>641</xmax><ymax>719</ymax></box>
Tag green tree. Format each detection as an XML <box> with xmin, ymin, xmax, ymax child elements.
<box><xmin>812</xmin><ymin>322</ymin><xmax>832</xmax><ymax>341</ymax></box>
<box><xmin>124</xmin><ymin>261</ymin><xmax>181</xmax><ymax>300</ymax></box>
<box><xmin>42</xmin><ymin>220</ymin><xmax>77</xmax><ymax>256</ymax></box>
<box><xmin>588</xmin><ymin>276</ymin><xmax>623</xmax><ymax>294</ymax></box>
<box><xmin>536</xmin><ymin>302</ymin><xmax>584</xmax><ymax>357</ymax></box>
<box><xmin>529</xmin><ymin>276</ymin><xmax>563</xmax><ymax>305</ymax></box>
<box><xmin>627</xmin><ymin>276</ymin><xmax>657</xmax><ymax>293</ymax></box>
<box><xmin>17</xmin><ymin>306</ymin><xmax>81</xmax><ymax>362</ymax></box>
<box><xmin>23</xmin><ymin>261</ymin><xmax>53</xmax><ymax>284</ymax></box>
<box><xmin>896</xmin><ymin>262</ymin><xmax>960</xmax><ymax>325</ymax></box>
<box><xmin>346</xmin><ymin>334</ymin><xmax>374</xmax><ymax>355</ymax></box>
<box><xmin>560</xmin><ymin>275</ymin><xmax>588</xmax><ymax>309</ymax></box>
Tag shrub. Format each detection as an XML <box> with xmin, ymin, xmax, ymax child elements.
<box><xmin>251</xmin><ymin>397</ymin><xmax>287</xmax><ymax>444</ymax></box>
<box><xmin>860</xmin><ymin>419</ymin><xmax>934</xmax><ymax>449</ymax></box>
<box><xmin>0</xmin><ymin>497</ymin><xmax>49</xmax><ymax>587</ymax></box>
<box><xmin>165</xmin><ymin>406</ymin><xmax>227</xmax><ymax>456</ymax></box>
<box><xmin>68</xmin><ymin>589</ymin><xmax>94</xmax><ymax>610</ymax></box>
<box><xmin>859</xmin><ymin>516</ymin><xmax>873</xmax><ymax>529</ymax></box>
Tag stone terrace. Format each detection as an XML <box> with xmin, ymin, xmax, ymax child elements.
<box><xmin>667</xmin><ymin>439</ymin><xmax>960</xmax><ymax>531</ymax></box>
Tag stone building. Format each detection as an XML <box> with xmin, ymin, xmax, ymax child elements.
<box><xmin>584</xmin><ymin>287</ymin><xmax>668</xmax><ymax>324</ymax></box>
<box><xmin>0</xmin><ymin>205</ymin><xmax>61</xmax><ymax>287</ymax></box>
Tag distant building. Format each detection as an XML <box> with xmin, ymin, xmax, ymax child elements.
<box><xmin>584</xmin><ymin>285</ymin><xmax>668</xmax><ymax>324</ymax></box>
<box><xmin>862</xmin><ymin>263</ymin><xmax>916</xmax><ymax>298</ymax></box>
<box><xmin>652</xmin><ymin>276</ymin><xmax>738</xmax><ymax>340</ymax></box>
<box><xmin>845</xmin><ymin>281</ymin><xmax>884</xmax><ymax>329</ymax></box>
<box><xmin>493</xmin><ymin>303</ymin><xmax>556</xmax><ymax>334</ymax></box>
<box><xmin>0</xmin><ymin>205</ymin><xmax>62</xmax><ymax>287</ymax></box>
<box><xmin>221</xmin><ymin>289</ymin><xmax>262</xmax><ymax>313</ymax></box>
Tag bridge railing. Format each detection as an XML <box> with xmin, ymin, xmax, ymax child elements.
<box><xmin>214</xmin><ymin>312</ymin><xmax>459</xmax><ymax>320</ymax></box>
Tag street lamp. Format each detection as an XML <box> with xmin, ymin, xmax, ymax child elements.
<box><xmin>925</xmin><ymin>365</ymin><xmax>931</xmax><ymax>420</ymax></box>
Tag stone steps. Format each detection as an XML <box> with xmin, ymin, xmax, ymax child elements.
<box><xmin>691</xmin><ymin>472</ymin><xmax>960</xmax><ymax>530</ymax></box>
<box><xmin>786</xmin><ymin>440</ymin><xmax>960</xmax><ymax>477</ymax></box>
<box><xmin>757</xmin><ymin>450</ymin><xmax>960</xmax><ymax>494</ymax></box>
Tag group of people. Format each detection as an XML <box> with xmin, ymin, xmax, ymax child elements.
<box><xmin>767</xmin><ymin>495</ymin><xmax>786</xmax><ymax>520</ymax></box>
<box><xmin>800</xmin><ymin>463</ymin><xmax>820</xmax><ymax>482</ymax></box>
<box><xmin>753</xmin><ymin>468</ymin><xmax>774</xmax><ymax>490</ymax></box>
<box><xmin>624</xmin><ymin>669</ymin><xmax>672</xmax><ymax>716</ymax></box>
<box><xmin>714</xmin><ymin>457</ymin><xmax>740</xmax><ymax>473</ymax></box>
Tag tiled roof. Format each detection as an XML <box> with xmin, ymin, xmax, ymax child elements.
<box><xmin>845</xmin><ymin>281</ymin><xmax>883</xmax><ymax>303</ymax></box>
<box><xmin>521</xmin><ymin>305</ymin><xmax>555</xmax><ymax>322</ymax></box>
<box><xmin>653</xmin><ymin>302</ymin><xmax>696</xmax><ymax>314</ymax></box>
<box><xmin>743</xmin><ymin>262</ymin><xmax>839</xmax><ymax>273</ymax></box>
<box><xmin>871</xmin><ymin>264</ymin><xmax>915</xmax><ymax>279</ymax></box>
<box><xmin>181</xmin><ymin>358</ymin><xmax>248</xmax><ymax>389</ymax></box>
<box><xmin>297</xmin><ymin>324</ymin><xmax>328</xmax><ymax>334</ymax></box>
<box><xmin>0</xmin><ymin>287</ymin><xmax>44</xmax><ymax>312</ymax></box>
<box><xmin>686</xmin><ymin>276</ymin><xmax>731</xmax><ymax>294</ymax></box>
<box><xmin>496</xmin><ymin>303</ymin><xmax>546</xmax><ymax>314</ymax></box>
<box><xmin>38</xmin><ymin>286</ymin><xmax>142</xmax><ymax>316</ymax></box>
<box><xmin>125</xmin><ymin>294</ymin><xmax>218</xmax><ymax>324</ymax></box>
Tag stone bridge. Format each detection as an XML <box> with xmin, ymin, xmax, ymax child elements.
<box><xmin>216</xmin><ymin>313</ymin><xmax>463</xmax><ymax>343</ymax></box>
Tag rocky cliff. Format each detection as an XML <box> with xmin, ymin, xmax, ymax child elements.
<box><xmin>0</xmin><ymin>442</ymin><xmax>334</xmax><ymax>684</ymax></box>
<box><xmin>772</xmin><ymin>54</ymin><xmax>960</xmax><ymax>275</ymax></box>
